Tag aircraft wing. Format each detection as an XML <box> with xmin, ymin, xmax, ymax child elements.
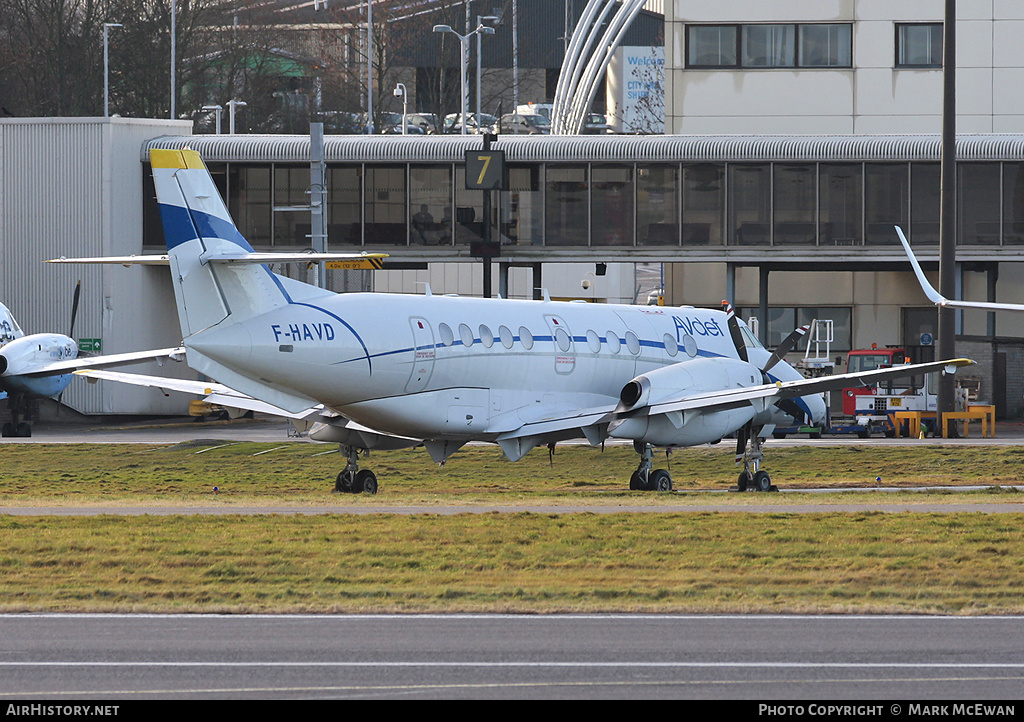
<box><xmin>897</xmin><ymin>226</ymin><xmax>1024</xmax><ymax>311</ymax></box>
<box><xmin>21</xmin><ymin>347</ymin><xmax>186</xmax><ymax>378</ymax></box>
<box><xmin>496</xmin><ymin>357</ymin><xmax>974</xmax><ymax>456</ymax></box>
<box><xmin>641</xmin><ymin>358</ymin><xmax>975</xmax><ymax>418</ymax></box>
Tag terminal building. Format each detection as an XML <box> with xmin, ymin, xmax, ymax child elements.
<box><xmin>1</xmin><ymin>1</ymin><xmax>1022</xmax><ymax>419</ymax></box>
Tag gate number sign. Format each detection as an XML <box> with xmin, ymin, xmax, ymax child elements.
<box><xmin>464</xmin><ymin>150</ymin><xmax>506</xmax><ymax>190</ymax></box>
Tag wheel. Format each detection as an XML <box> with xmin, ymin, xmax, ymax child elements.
<box><xmin>629</xmin><ymin>469</ymin><xmax>646</xmax><ymax>491</ymax></box>
<box><xmin>1</xmin><ymin>422</ymin><xmax>12</xmax><ymax>438</ymax></box>
<box><xmin>355</xmin><ymin>469</ymin><xmax>378</xmax><ymax>494</ymax></box>
<box><xmin>772</xmin><ymin>432</ymin><xmax>787</xmax><ymax>440</ymax></box>
<box><xmin>736</xmin><ymin>471</ymin><xmax>750</xmax><ymax>492</ymax></box>
<box><xmin>808</xmin><ymin>429</ymin><xmax>822</xmax><ymax>439</ymax></box>
<box><xmin>856</xmin><ymin>426</ymin><xmax>870</xmax><ymax>439</ymax></box>
<box><xmin>334</xmin><ymin>470</ymin><xmax>355</xmax><ymax>494</ymax></box>
<box><xmin>753</xmin><ymin>470</ymin><xmax>773</xmax><ymax>492</ymax></box>
<box><xmin>649</xmin><ymin>469</ymin><xmax>673</xmax><ymax>492</ymax></box>
<box><xmin>15</xmin><ymin>422</ymin><xmax>30</xmax><ymax>438</ymax></box>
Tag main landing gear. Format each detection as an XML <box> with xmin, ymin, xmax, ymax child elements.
<box><xmin>629</xmin><ymin>442</ymin><xmax>673</xmax><ymax>492</ymax></box>
<box><xmin>2</xmin><ymin>395</ymin><xmax>36</xmax><ymax>438</ymax></box>
<box><xmin>333</xmin><ymin>445</ymin><xmax>378</xmax><ymax>494</ymax></box>
<box><xmin>734</xmin><ymin>424</ymin><xmax>777</xmax><ymax>492</ymax></box>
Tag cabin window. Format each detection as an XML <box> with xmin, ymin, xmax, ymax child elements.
<box><xmin>438</xmin><ymin>323</ymin><xmax>455</xmax><ymax>346</ymax></box>
<box><xmin>663</xmin><ymin>333</ymin><xmax>679</xmax><ymax>357</ymax></box>
<box><xmin>519</xmin><ymin>326</ymin><xmax>534</xmax><ymax>350</ymax></box>
<box><xmin>586</xmin><ymin>330</ymin><xmax>602</xmax><ymax>354</ymax></box>
<box><xmin>555</xmin><ymin>327</ymin><xmax>572</xmax><ymax>352</ymax></box>
<box><xmin>479</xmin><ymin>324</ymin><xmax>494</xmax><ymax>348</ymax></box>
<box><xmin>606</xmin><ymin>330</ymin><xmax>621</xmax><ymax>354</ymax></box>
<box><xmin>458</xmin><ymin>323</ymin><xmax>475</xmax><ymax>348</ymax></box>
<box><xmin>625</xmin><ymin>331</ymin><xmax>641</xmax><ymax>355</ymax></box>
<box><xmin>499</xmin><ymin>325</ymin><xmax>514</xmax><ymax>348</ymax></box>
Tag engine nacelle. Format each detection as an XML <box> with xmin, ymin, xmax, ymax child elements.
<box><xmin>611</xmin><ymin>357</ymin><xmax>761</xmax><ymax>447</ymax></box>
<box><xmin>0</xmin><ymin>334</ymin><xmax>77</xmax><ymax>377</ymax></box>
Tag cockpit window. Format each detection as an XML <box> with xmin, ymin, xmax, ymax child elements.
<box><xmin>739</xmin><ymin>324</ymin><xmax>764</xmax><ymax>350</ymax></box>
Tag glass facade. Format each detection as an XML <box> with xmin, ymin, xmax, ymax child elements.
<box><xmin>193</xmin><ymin>159</ymin><xmax>1024</xmax><ymax>250</ymax></box>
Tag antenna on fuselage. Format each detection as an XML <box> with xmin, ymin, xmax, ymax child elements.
<box><xmin>416</xmin><ymin>282</ymin><xmax>432</xmax><ymax>297</ymax></box>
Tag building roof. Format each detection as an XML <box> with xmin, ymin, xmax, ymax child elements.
<box><xmin>144</xmin><ymin>133</ymin><xmax>1024</xmax><ymax>164</ymax></box>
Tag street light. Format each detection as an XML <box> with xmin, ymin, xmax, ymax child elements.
<box><xmin>475</xmin><ymin>13</ymin><xmax>500</xmax><ymax>131</ymax></box>
<box><xmin>102</xmin><ymin>23</ymin><xmax>122</xmax><ymax>118</ymax></box>
<box><xmin>393</xmin><ymin>83</ymin><xmax>407</xmax><ymax>135</ymax></box>
<box><xmin>227</xmin><ymin>99</ymin><xmax>247</xmax><ymax>134</ymax></box>
<box><xmin>433</xmin><ymin>23</ymin><xmax>495</xmax><ymax>135</ymax></box>
<box><xmin>201</xmin><ymin>104</ymin><xmax>223</xmax><ymax>134</ymax></box>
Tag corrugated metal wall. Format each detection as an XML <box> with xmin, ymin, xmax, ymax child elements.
<box><xmin>0</xmin><ymin>118</ymin><xmax>191</xmax><ymax>416</ymax></box>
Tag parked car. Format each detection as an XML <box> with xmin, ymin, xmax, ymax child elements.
<box><xmin>443</xmin><ymin>113</ymin><xmax>499</xmax><ymax>134</ymax></box>
<box><xmin>406</xmin><ymin>113</ymin><xmax>439</xmax><ymax>134</ymax></box>
<box><xmin>499</xmin><ymin>112</ymin><xmax>551</xmax><ymax>135</ymax></box>
<box><xmin>584</xmin><ymin>112</ymin><xmax>614</xmax><ymax>134</ymax></box>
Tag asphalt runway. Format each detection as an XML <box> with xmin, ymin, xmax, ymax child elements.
<box><xmin>1</xmin><ymin>614</ymin><xmax>1022</xmax><ymax>700</ymax></box>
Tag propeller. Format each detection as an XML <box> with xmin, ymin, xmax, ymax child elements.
<box><xmin>68</xmin><ymin>280</ymin><xmax>81</xmax><ymax>341</ymax></box>
<box><xmin>721</xmin><ymin>303</ymin><xmax>815</xmax><ymax>440</ymax></box>
<box><xmin>56</xmin><ymin>281</ymin><xmax>82</xmax><ymax>417</ymax></box>
<box><xmin>721</xmin><ymin>301</ymin><xmax>747</xmax><ymax>362</ymax></box>
<box><xmin>764</xmin><ymin>323</ymin><xmax>809</xmax><ymax>373</ymax></box>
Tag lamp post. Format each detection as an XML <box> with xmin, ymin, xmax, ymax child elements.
<box><xmin>202</xmin><ymin>104</ymin><xmax>223</xmax><ymax>134</ymax></box>
<box><xmin>170</xmin><ymin>0</ymin><xmax>176</xmax><ymax>118</ymax></box>
<box><xmin>433</xmin><ymin>23</ymin><xmax>495</xmax><ymax>134</ymax></box>
<box><xmin>102</xmin><ymin>23</ymin><xmax>122</xmax><ymax>117</ymax></box>
<box><xmin>227</xmin><ymin>99</ymin><xmax>246</xmax><ymax>134</ymax></box>
<box><xmin>366</xmin><ymin>0</ymin><xmax>373</xmax><ymax>134</ymax></box>
<box><xmin>393</xmin><ymin>83</ymin><xmax>407</xmax><ymax>135</ymax></box>
<box><xmin>475</xmin><ymin>14</ymin><xmax>500</xmax><ymax>131</ymax></box>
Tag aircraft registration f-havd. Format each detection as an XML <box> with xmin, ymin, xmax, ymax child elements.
<box><xmin>0</xmin><ymin>286</ymin><xmax>183</xmax><ymax>437</ymax></box>
<box><xmin>52</xmin><ymin>149</ymin><xmax>974</xmax><ymax>492</ymax></box>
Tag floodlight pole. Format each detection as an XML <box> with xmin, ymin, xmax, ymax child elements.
<box><xmin>433</xmin><ymin>23</ymin><xmax>494</xmax><ymax>134</ymax></box>
<box><xmin>938</xmin><ymin>0</ymin><xmax>958</xmax><ymax>435</ymax></box>
<box><xmin>103</xmin><ymin>23</ymin><xmax>122</xmax><ymax>118</ymax></box>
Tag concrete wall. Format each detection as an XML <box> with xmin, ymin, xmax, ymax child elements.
<box><xmin>664</xmin><ymin>0</ymin><xmax>1024</xmax><ymax>134</ymax></box>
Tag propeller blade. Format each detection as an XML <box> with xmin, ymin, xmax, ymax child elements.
<box><xmin>721</xmin><ymin>301</ymin><xmax>748</xmax><ymax>362</ymax></box>
<box><xmin>69</xmin><ymin>280</ymin><xmax>81</xmax><ymax>339</ymax></box>
<box><xmin>734</xmin><ymin>423</ymin><xmax>748</xmax><ymax>463</ymax></box>
<box><xmin>777</xmin><ymin>398</ymin><xmax>807</xmax><ymax>425</ymax></box>
<box><xmin>763</xmin><ymin>324</ymin><xmax>810</xmax><ymax>374</ymax></box>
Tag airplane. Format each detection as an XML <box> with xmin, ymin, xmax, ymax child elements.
<box><xmin>0</xmin><ymin>286</ymin><xmax>185</xmax><ymax>437</ymax></box>
<box><xmin>897</xmin><ymin>225</ymin><xmax>1024</xmax><ymax>312</ymax></box>
<box><xmin>47</xmin><ymin>148</ymin><xmax>975</xmax><ymax>492</ymax></box>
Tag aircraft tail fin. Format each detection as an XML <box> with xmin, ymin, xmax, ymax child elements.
<box><xmin>150</xmin><ymin>148</ymin><xmax>320</xmax><ymax>338</ymax></box>
<box><xmin>0</xmin><ymin>303</ymin><xmax>25</xmax><ymax>345</ymax></box>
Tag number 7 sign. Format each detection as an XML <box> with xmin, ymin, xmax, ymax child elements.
<box><xmin>464</xmin><ymin>150</ymin><xmax>506</xmax><ymax>190</ymax></box>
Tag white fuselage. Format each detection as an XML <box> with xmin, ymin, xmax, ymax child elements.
<box><xmin>185</xmin><ymin>292</ymin><xmax>823</xmax><ymax>445</ymax></box>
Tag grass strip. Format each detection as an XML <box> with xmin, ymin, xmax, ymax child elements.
<box><xmin>1</xmin><ymin>511</ymin><xmax>1022</xmax><ymax>614</ymax></box>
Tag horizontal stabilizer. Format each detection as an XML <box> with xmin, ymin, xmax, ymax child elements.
<box><xmin>24</xmin><ymin>347</ymin><xmax>185</xmax><ymax>378</ymax></box>
<box><xmin>74</xmin><ymin>368</ymin><xmax>321</xmax><ymax>420</ymax></box>
<box><xmin>47</xmin><ymin>252</ymin><xmax>387</xmax><ymax>267</ymax></box>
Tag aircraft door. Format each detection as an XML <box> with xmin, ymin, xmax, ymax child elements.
<box><xmin>405</xmin><ymin>317</ymin><xmax>436</xmax><ymax>393</ymax></box>
<box><xmin>544</xmin><ymin>314</ymin><xmax>575</xmax><ymax>374</ymax></box>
